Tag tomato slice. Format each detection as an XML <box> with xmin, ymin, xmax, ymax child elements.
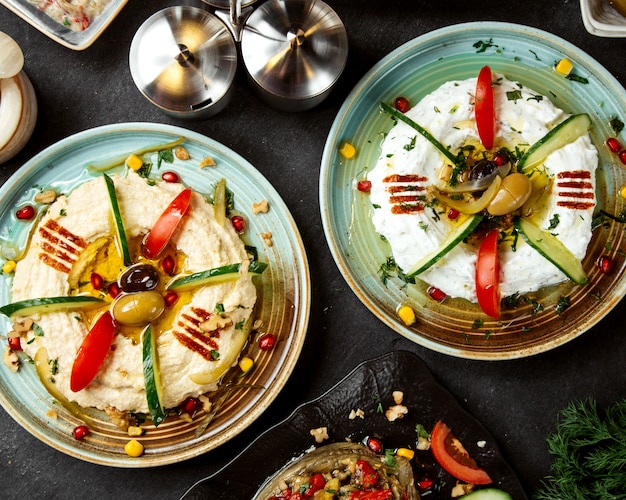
<box><xmin>70</xmin><ymin>311</ymin><xmax>117</xmax><ymax>392</ymax></box>
<box><xmin>143</xmin><ymin>187</ymin><xmax>192</xmax><ymax>259</ymax></box>
<box><xmin>430</xmin><ymin>420</ymin><xmax>492</xmax><ymax>485</ymax></box>
<box><xmin>475</xmin><ymin>65</ymin><xmax>495</xmax><ymax>150</ymax></box>
<box><xmin>476</xmin><ymin>229</ymin><xmax>501</xmax><ymax>318</ymax></box>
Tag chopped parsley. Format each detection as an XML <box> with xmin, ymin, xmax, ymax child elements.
<box><xmin>473</xmin><ymin>38</ymin><xmax>497</xmax><ymax>53</ymax></box>
<box><xmin>566</xmin><ymin>73</ymin><xmax>589</xmax><ymax>84</ymax></box>
<box><xmin>609</xmin><ymin>115</ymin><xmax>624</xmax><ymax>135</ymax></box>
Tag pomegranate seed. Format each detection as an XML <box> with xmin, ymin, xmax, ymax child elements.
<box><xmin>8</xmin><ymin>336</ymin><xmax>22</xmax><ymax>351</ymax></box>
<box><xmin>394</xmin><ymin>96</ymin><xmax>411</xmax><ymax>113</ymax></box>
<box><xmin>606</xmin><ymin>137</ymin><xmax>622</xmax><ymax>153</ymax></box>
<box><xmin>619</xmin><ymin>149</ymin><xmax>626</xmax><ymax>166</ymax></box>
<box><xmin>447</xmin><ymin>208</ymin><xmax>460</xmax><ymax>220</ymax></box>
<box><xmin>231</xmin><ymin>215</ymin><xmax>245</xmax><ymax>233</ymax></box>
<box><xmin>357</xmin><ymin>180</ymin><xmax>372</xmax><ymax>193</ymax></box>
<box><xmin>492</xmin><ymin>151</ymin><xmax>509</xmax><ymax>166</ymax></box>
<box><xmin>16</xmin><ymin>205</ymin><xmax>36</xmax><ymax>220</ymax></box>
<box><xmin>596</xmin><ymin>255</ymin><xmax>615</xmax><ymax>274</ymax></box>
<box><xmin>161</xmin><ymin>254</ymin><xmax>176</xmax><ymax>275</ymax></box>
<box><xmin>416</xmin><ymin>477</ymin><xmax>435</xmax><ymax>491</ymax></box>
<box><xmin>163</xmin><ymin>290</ymin><xmax>179</xmax><ymax>308</ymax></box>
<box><xmin>365</xmin><ymin>436</ymin><xmax>383</xmax><ymax>454</ymax></box>
<box><xmin>179</xmin><ymin>396</ymin><xmax>200</xmax><ymax>415</ymax></box>
<box><xmin>427</xmin><ymin>286</ymin><xmax>446</xmax><ymax>302</ymax></box>
<box><xmin>161</xmin><ymin>171</ymin><xmax>179</xmax><ymax>183</ymax></box>
<box><xmin>72</xmin><ymin>425</ymin><xmax>90</xmax><ymax>440</ymax></box>
<box><xmin>107</xmin><ymin>282</ymin><xmax>121</xmax><ymax>299</ymax></box>
<box><xmin>90</xmin><ymin>272</ymin><xmax>104</xmax><ymax>290</ymax></box>
<box><xmin>258</xmin><ymin>333</ymin><xmax>276</xmax><ymax>351</ymax></box>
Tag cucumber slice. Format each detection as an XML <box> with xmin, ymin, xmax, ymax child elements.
<box><xmin>461</xmin><ymin>489</ymin><xmax>513</xmax><ymax>500</ymax></box>
<box><xmin>142</xmin><ymin>325</ymin><xmax>166</xmax><ymax>427</ymax></box>
<box><xmin>515</xmin><ymin>217</ymin><xmax>588</xmax><ymax>285</ymax></box>
<box><xmin>34</xmin><ymin>347</ymin><xmax>94</xmax><ymax>426</ymax></box>
<box><xmin>406</xmin><ymin>214</ymin><xmax>483</xmax><ymax>278</ymax></box>
<box><xmin>518</xmin><ymin>114</ymin><xmax>592</xmax><ymax>173</ymax></box>
<box><xmin>103</xmin><ymin>174</ymin><xmax>132</xmax><ymax>267</ymax></box>
<box><xmin>0</xmin><ymin>296</ymin><xmax>105</xmax><ymax>318</ymax></box>
<box><xmin>380</xmin><ymin>101</ymin><xmax>459</xmax><ymax>164</ymax></box>
<box><xmin>167</xmin><ymin>261</ymin><xmax>268</xmax><ymax>291</ymax></box>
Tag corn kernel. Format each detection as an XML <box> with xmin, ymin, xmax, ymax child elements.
<box><xmin>2</xmin><ymin>261</ymin><xmax>16</xmax><ymax>274</ymax></box>
<box><xmin>239</xmin><ymin>355</ymin><xmax>254</xmax><ymax>374</ymax></box>
<box><xmin>125</xmin><ymin>154</ymin><xmax>144</xmax><ymax>171</ymax></box>
<box><xmin>124</xmin><ymin>439</ymin><xmax>144</xmax><ymax>457</ymax></box>
<box><xmin>396</xmin><ymin>447</ymin><xmax>415</xmax><ymax>460</ymax></box>
<box><xmin>339</xmin><ymin>142</ymin><xmax>356</xmax><ymax>159</ymax></box>
<box><xmin>620</xmin><ymin>184</ymin><xmax>626</xmax><ymax>199</ymax></box>
<box><xmin>397</xmin><ymin>305</ymin><xmax>416</xmax><ymax>326</ymax></box>
<box><xmin>555</xmin><ymin>59</ymin><xmax>574</xmax><ymax>76</ymax></box>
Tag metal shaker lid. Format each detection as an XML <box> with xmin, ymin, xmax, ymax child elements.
<box><xmin>129</xmin><ymin>6</ymin><xmax>237</xmax><ymax>118</ymax></box>
<box><xmin>240</xmin><ymin>0</ymin><xmax>348</xmax><ymax>110</ymax></box>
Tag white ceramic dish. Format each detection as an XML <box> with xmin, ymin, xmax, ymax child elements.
<box><xmin>580</xmin><ymin>0</ymin><xmax>626</xmax><ymax>37</ymax></box>
<box><xmin>0</xmin><ymin>0</ymin><xmax>128</xmax><ymax>50</ymax></box>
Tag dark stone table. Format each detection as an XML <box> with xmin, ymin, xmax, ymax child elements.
<box><xmin>1</xmin><ymin>0</ymin><xmax>625</xmax><ymax>498</ymax></box>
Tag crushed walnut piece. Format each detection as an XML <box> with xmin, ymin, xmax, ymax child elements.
<box><xmin>198</xmin><ymin>394</ymin><xmax>212</xmax><ymax>413</ymax></box>
<box><xmin>34</xmin><ymin>189</ymin><xmax>58</xmax><ymax>204</ymax></box>
<box><xmin>261</xmin><ymin>231</ymin><xmax>273</xmax><ymax>247</ymax></box>
<box><xmin>3</xmin><ymin>346</ymin><xmax>19</xmax><ymax>372</ymax></box>
<box><xmin>310</xmin><ymin>426</ymin><xmax>329</xmax><ymax>443</ymax></box>
<box><xmin>104</xmin><ymin>405</ymin><xmax>130</xmax><ymax>431</ymax></box>
<box><xmin>199</xmin><ymin>157</ymin><xmax>217</xmax><ymax>168</ymax></box>
<box><xmin>349</xmin><ymin>408</ymin><xmax>365</xmax><ymax>420</ymax></box>
<box><xmin>200</xmin><ymin>314</ymin><xmax>233</xmax><ymax>333</ymax></box>
<box><xmin>175</xmin><ymin>146</ymin><xmax>190</xmax><ymax>160</ymax></box>
<box><xmin>451</xmin><ymin>482</ymin><xmax>475</xmax><ymax>497</ymax></box>
<box><xmin>252</xmin><ymin>199</ymin><xmax>269</xmax><ymax>214</ymax></box>
<box><xmin>385</xmin><ymin>391</ymin><xmax>408</xmax><ymax>422</ymax></box>
<box><xmin>392</xmin><ymin>391</ymin><xmax>404</xmax><ymax>405</ymax></box>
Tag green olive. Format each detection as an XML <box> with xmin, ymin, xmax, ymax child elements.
<box><xmin>487</xmin><ymin>173</ymin><xmax>533</xmax><ymax>216</ymax></box>
<box><xmin>111</xmin><ymin>291</ymin><xmax>165</xmax><ymax>326</ymax></box>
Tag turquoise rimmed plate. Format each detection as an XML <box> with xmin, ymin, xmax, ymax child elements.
<box><xmin>320</xmin><ymin>22</ymin><xmax>626</xmax><ymax>359</ymax></box>
<box><xmin>0</xmin><ymin>123</ymin><xmax>310</xmax><ymax>466</ymax></box>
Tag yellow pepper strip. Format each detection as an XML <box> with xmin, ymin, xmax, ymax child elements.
<box><xmin>339</xmin><ymin>142</ymin><xmax>356</xmax><ymax>159</ymax></box>
<box><xmin>396</xmin><ymin>448</ymin><xmax>415</xmax><ymax>460</ymax></box>
<box><xmin>2</xmin><ymin>260</ymin><xmax>16</xmax><ymax>273</ymax></box>
<box><xmin>397</xmin><ymin>305</ymin><xmax>416</xmax><ymax>326</ymax></box>
<box><xmin>555</xmin><ymin>59</ymin><xmax>574</xmax><ymax>76</ymax></box>
<box><xmin>434</xmin><ymin>175</ymin><xmax>501</xmax><ymax>215</ymax></box>
<box><xmin>125</xmin><ymin>153</ymin><xmax>144</xmax><ymax>171</ymax></box>
<box><xmin>124</xmin><ymin>439</ymin><xmax>144</xmax><ymax>457</ymax></box>
<box><xmin>620</xmin><ymin>185</ymin><xmax>626</xmax><ymax>200</ymax></box>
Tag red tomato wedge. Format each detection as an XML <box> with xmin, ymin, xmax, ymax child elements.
<box><xmin>70</xmin><ymin>312</ymin><xmax>117</xmax><ymax>392</ymax></box>
<box><xmin>475</xmin><ymin>65</ymin><xmax>495</xmax><ymax>150</ymax></box>
<box><xmin>476</xmin><ymin>229</ymin><xmax>501</xmax><ymax>318</ymax></box>
<box><xmin>430</xmin><ymin>420</ymin><xmax>492</xmax><ymax>485</ymax></box>
<box><xmin>143</xmin><ymin>187</ymin><xmax>192</xmax><ymax>259</ymax></box>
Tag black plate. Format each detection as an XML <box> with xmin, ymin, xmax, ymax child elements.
<box><xmin>181</xmin><ymin>351</ymin><xmax>528</xmax><ymax>499</ymax></box>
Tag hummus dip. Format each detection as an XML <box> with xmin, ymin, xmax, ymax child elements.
<box><xmin>11</xmin><ymin>170</ymin><xmax>258</xmax><ymax>413</ymax></box>
<box><xmin>369</xmin><ymin>74</ymin><xmax>598</xmax><ymax>302</ymax></box>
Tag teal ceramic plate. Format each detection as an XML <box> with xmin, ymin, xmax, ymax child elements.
<box><xmin>0</xmin><ymin>123</ymin><xmax>310</xmax><ymax>466</ymax></box>
<box><xmin>320</xmin><ymin>22</ymin><xmax>626</xmax><ymax>359</ymax></box>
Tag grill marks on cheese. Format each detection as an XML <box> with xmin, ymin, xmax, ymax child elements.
<box><xmin>383</xmin><ymin>174</ymin><xmax>429</xmax><ymax>214</ymax></box>
<box><xmin>174</xmin><ymin>307</ymin><xmax>222</xmax><ymax>361</ymax></box>
<box><xmin>37</xmin><ymin>219</ymin><xmax>87</xmax><ymax>273</ymax></box>
<box><xmin>556</xmin><ymin>170</ymin><xmax>595</xmax><ymax>210</ymax></box>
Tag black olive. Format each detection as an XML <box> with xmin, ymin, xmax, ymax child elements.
<box><xmin>468</xmin><ymin>159</ymin><xmax>496</xmax><ymax>181</ymax></box>
<box><xmin>118</xmin><ymin>264</ymin><xmax>160</xmax><ymax>293</ymax></box>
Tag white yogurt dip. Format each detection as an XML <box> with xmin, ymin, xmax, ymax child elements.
<box><xmin>368</xmin><ymin>75</ymin><xmax>597</xmax><ymax>302</ymax></box>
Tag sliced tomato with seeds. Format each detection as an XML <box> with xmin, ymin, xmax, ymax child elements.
<box><xmin>476</xmin><ymin>229</ymin><xmax>501</xmax><ymax>318</ymax></box>
<box><xmin>70</xmin><ymin>312</ymin><xmax>117</xmax><ymax>392</ymax></box>
<box><xmin>430</xmin><ymin>420</ymin><xmax>492</xmax><ymax>485</ymax></box>
<box><xmin>143</xmin><ymin>187</ymin><xmax>192</xmax><ymax>259</ymax></box>
<box><xmin>475</xmin><ymin>65</ymin><xmax>495</xmax><ymax>150</ymax></box>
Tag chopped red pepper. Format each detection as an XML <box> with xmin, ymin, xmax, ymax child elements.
<box><xmin>143</xmin><ymin>187</ymin><xmax>192</xmax><ymax>259</ymax></box>
<box><xmin>70</xmin><ymin>312</ymin><xmax>117</xmax><ymax>392</ymax></box>
<box><xmin>475</xmin><ymin>65</ymin><xmax>495</xmax><ymax>150</ymax></box>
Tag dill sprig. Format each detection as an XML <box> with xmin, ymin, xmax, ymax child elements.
<box><xmin>534</xmin><ymin>398</ymin><xmax>626</xmax><ymax>499</ymax></box>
